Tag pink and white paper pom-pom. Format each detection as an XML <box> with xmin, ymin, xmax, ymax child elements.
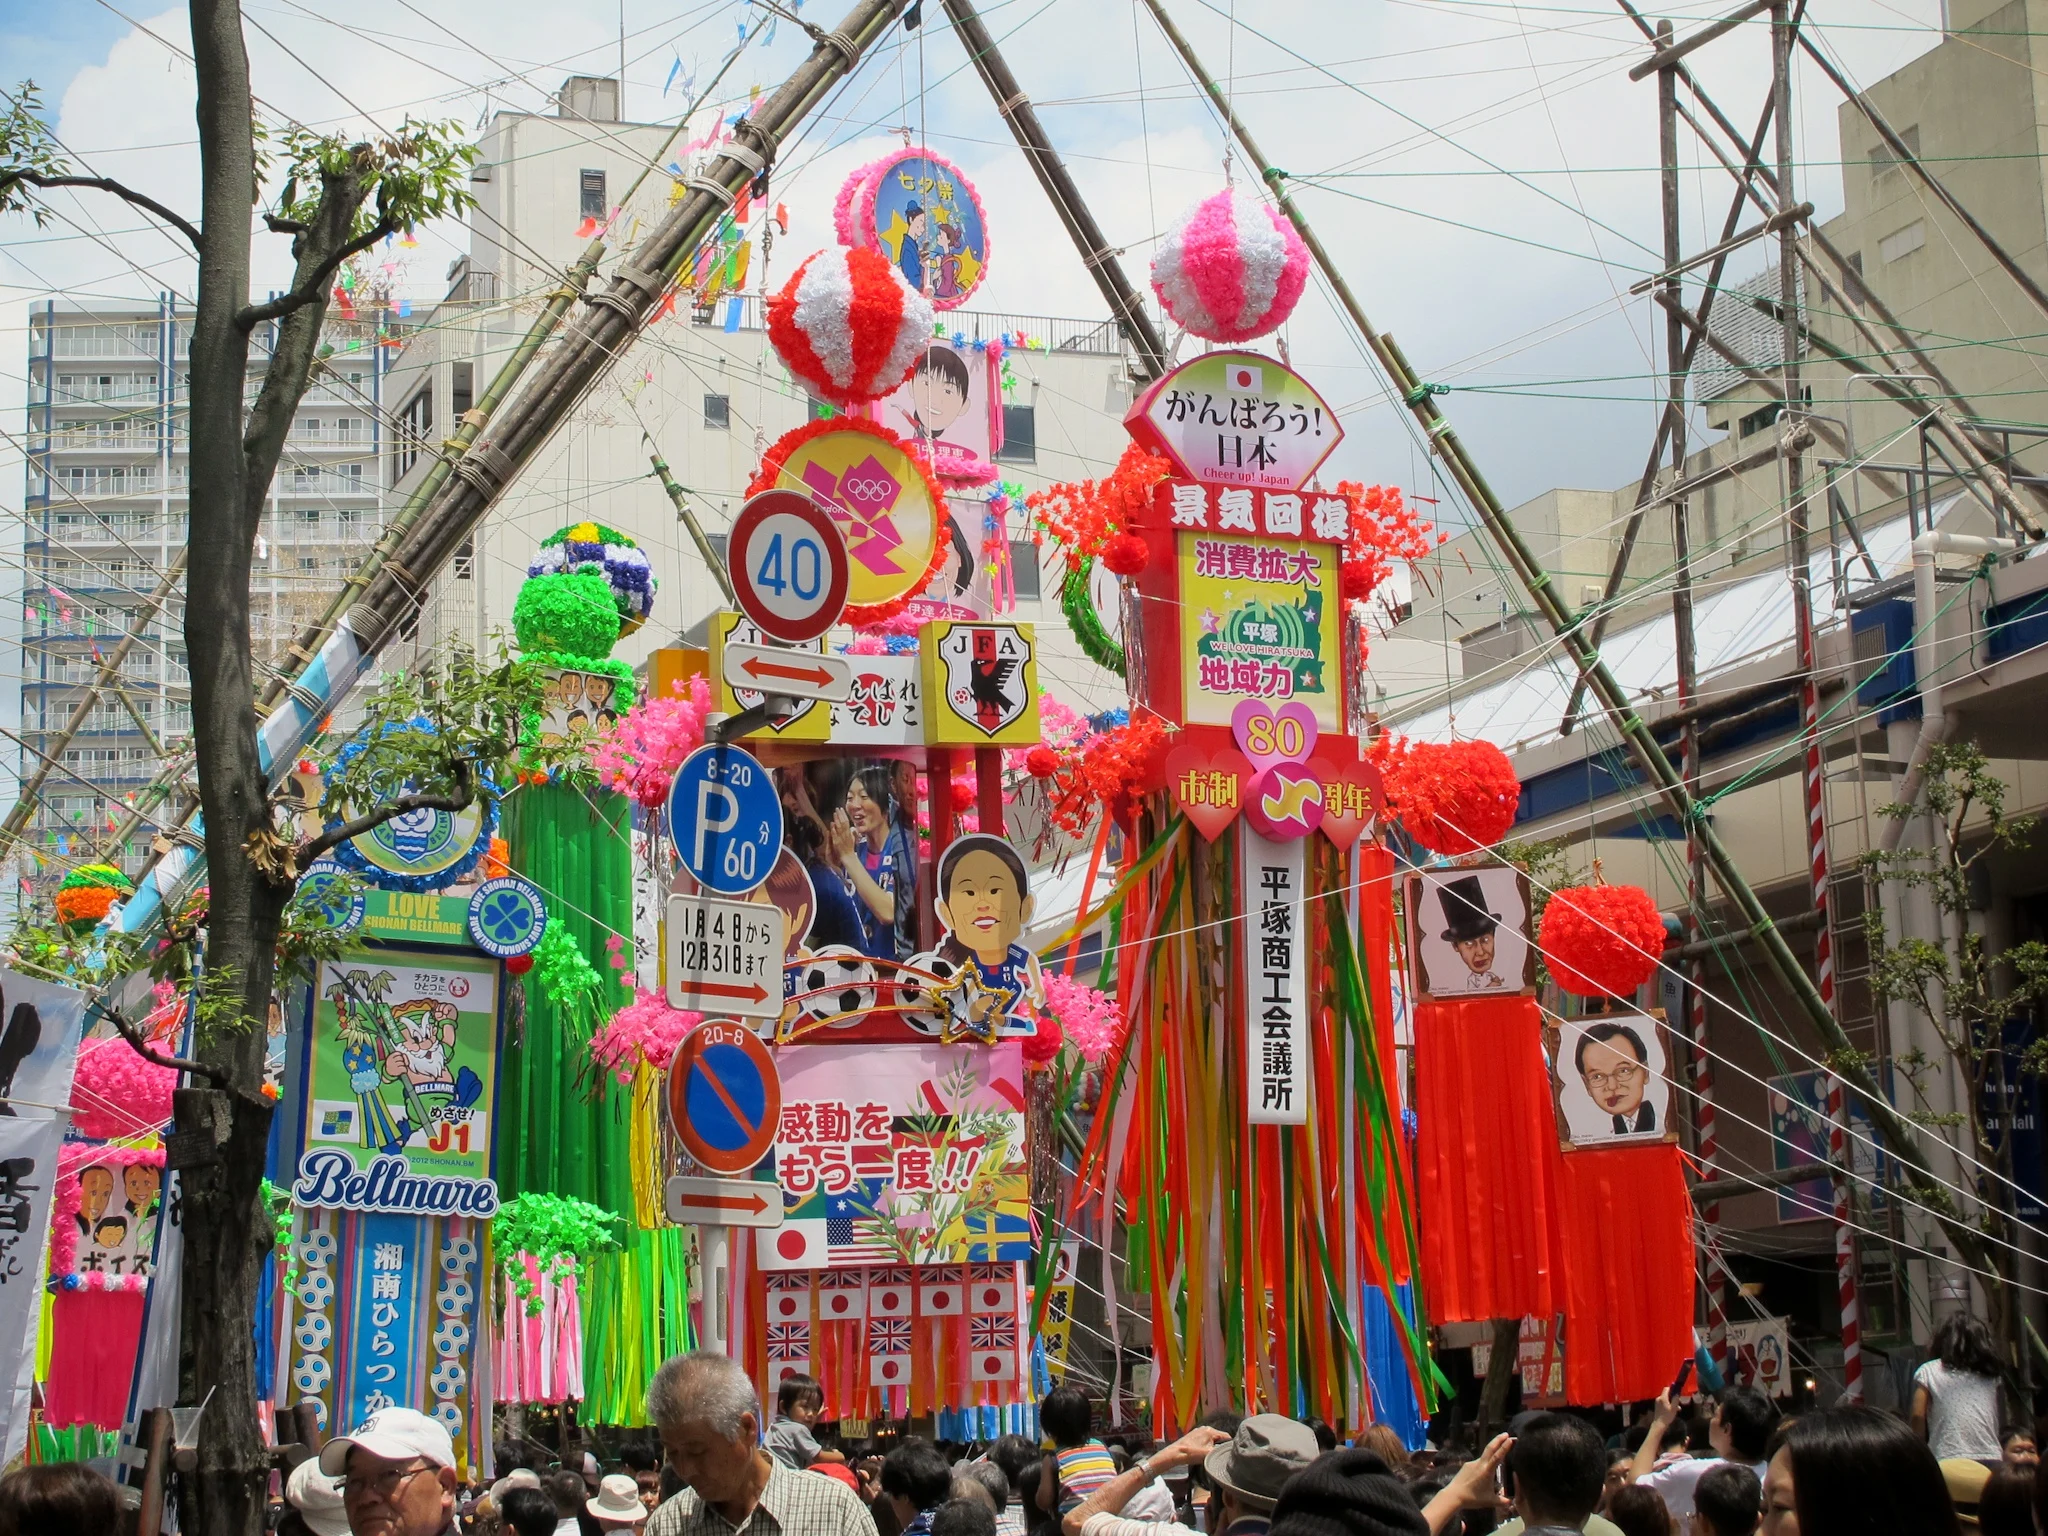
<box><xmin>1150</xmin><ymin>187</ymin><xmax>1310</xmax><ymax>344</ymax></box>
<box><xmin>767</xmin><ymin>247</ymin><xmax>936</xmax><ymax>406</ymax></box>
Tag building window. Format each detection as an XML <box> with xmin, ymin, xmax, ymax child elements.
<box><xmin>1880</xmin><ymin>220</ymin><xmax>1925</xmax><ymax>264</ymax></box>
<box><xmin>1869</xmin><ymin>123</ymin><xmax>1920</xmax><ymax>183</ymax></box>
<box><xmin>998</xmin><ymin>404</ymin><xmax>1036</xmax><ymax>464</ymax></box>
<box><xmin>1009</xmin><ymin>541</ymin><xmax>1041</xmax><ymax>601</ymax></box>
<box><xmin>704</xmin><ymin>393</ymin><xmax>731</xmax><ymax>429</ymax></box>
<box><xmin>451</xmin><ymin>361</ymin><xmax>474</xmax><ymax>421</ymax></box>
<box><xmin>454</xmin><ymin>536</ymin><xmax>474</xmax><ymax>580</ymax></box>
<box><xmin>296</xmin><ymin>416</ymin><xmax>321</xmax><ymax>438</ymax></box>
<box><xmin>396</xmin><ymin>386</ymin><xmax>433</xmax><ymax>482</ymax></box>
<box><xmin>1739</xmin><ymin>400</ymin><xmax>1784</xmax><ymax>438</ymax></box>
<box><xmin>579</xmin><ymin>169</ymin><xmax>607</xmax><ymax>220</ymax></box>
<box><xmin>336</xmin><ymin>416</ymin><xmax>360</xmax><ymax>442</ymax></box>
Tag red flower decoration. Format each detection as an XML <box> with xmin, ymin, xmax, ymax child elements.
<box><xmin>1540</xmin><ymin>883</ymin><xmax>1667</xmax><ymax>998</ymax></box>
<box><xmin>1382</xmin><ymin>737</ymin><xmax>1520</xmax><ymax>855</ymax></box>
<box><xmin>1102</xmin><ymin>531</ymin><xmax>1150</xmax><ymax>577</ymax></box>
<box><xmin>1022</xmin><ymin>1008</ymin><xmax>1064</xmax><ymax>1069</ymax></box>
<box><xmin>1042</xmin><ymin>715</ymin><xmax>1171</xmax><ymax>835</ymax></box>
<box><xmin>1024</xmin><ymin>746</ymin><xmax>1060</xmax><ymax>779</ymax></box>
<box><xmin>1336</xmin><ymin>482</ymin><xmax>1441</xmax><ymax>607</ymax></box>
<box><xmin>1027</xmin><ymin>444</ymin><xmax>1173</xmax><ymax>570</ymax></box>
<box><xmin>765</xmin><ymin>247</ymin><xmax>934</xmax><ymax>406</ymax></box>
<box><xmin>506</xmin><ymin>954</ymin><xmax>535</xmax><ymax>976</ymax></box>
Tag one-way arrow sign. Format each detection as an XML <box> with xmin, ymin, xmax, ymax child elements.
<box><xmin>720</xmin><ymin>642</ymin><xmax>854</xmax><ymax>703</ymax></box>
<box><xmin>665</xmin><ymin>892</ymin><xmax>785</xmax><ymax>1019</ymax></box>
<box><xmin>666</xmin><ymin>1174</ymin><xmax>784</xmax><ymax>1229</ymax></box>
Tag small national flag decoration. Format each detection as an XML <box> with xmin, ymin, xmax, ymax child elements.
<box><xmin>765</xmin><ymin>1274</ymin><xmax>811</xmax><ymax>1325</ymax></box>
<box><xmin>767</xmin><ymin>1322</ymin><xmax>811</xmax><ymax>1362</ymax></box>
<box><xmin>968</xmin><ymin>1262</ymin><xmax>1015</xmax><ymax>1315</ymax></box>
<box><xmin>969</xmin><ymin>1315</ymin><xmax>1018</xmax><ymax>1381</ymax></box>
<box><xmin>868</xmin><ymin>1268</ymin><xmax>913</xmax><ymax>1318</ymax></box>
<box><xmin>917</xmin><ymin>1265</ymin><xmax>964</xmax><ymax>1318</ymax></box>
<box><xmin>868</xmin><ymin>1313</ymin><xmax>912</xmax><ymax>1386</ymax></box>
<box><xmin>819</xmin><ymin>1273</ymin><xmax>866</xmax><ymax>1322</ymax></box>
<box><xmin>769</xmin><ymin>1356</ymin><xmax>811</xmax><ymax>1390</ymax></box>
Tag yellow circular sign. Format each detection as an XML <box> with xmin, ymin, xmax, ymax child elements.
<box><xmin>757</xmin><ymin>423</ymin><xmax>938</xmax><ymax>610</ymax></box>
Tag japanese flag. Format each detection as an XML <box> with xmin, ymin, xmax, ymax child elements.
<box><xmin>770</xmin><ymin>1357</ymin><xmax>813</xmax><ymax>1390</ymax></box>
<box><xmin>756</xmin><ymin>1220</ymin><xmax>828</xmax><ymax>1271</ymax></box>
<box><xmin>1223</xmin><ymin>363</ymin><xmax>1264</xmax><ymax>393</ymax></box>
<box><xmin>871</xmin><ymin>1353</ymin><xmax>912</xmax><ymax>1387</ymax></box>
<box><xmin>766</xmin><ymin>1281</ymin><xmax>811</xmax><ymax>1324</ymax></box>
<box><xmin>868</xmin><ymin>1274</ymin><xmax>913</xmax><ymax>1318</ymax></box>
<box><xmin>917</xmin><ymin>1268</ymin><xmax>965</xmax><ymax>1318</ymax></box>
<box><xmin>819</xmin><ymin>1278</ymin><xmax>866</xmax><ymax>1322</ymax></box>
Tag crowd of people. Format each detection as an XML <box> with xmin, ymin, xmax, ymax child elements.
<box><xmin>0</xmin><ymin>1336</ymin><xmax>2042</xmax><ymax>1536</ymax></box>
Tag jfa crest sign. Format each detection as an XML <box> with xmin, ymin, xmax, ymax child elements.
<box><xmin>920</xmin><ymin>621</ymin><xmax>1042</xmax><ymax>745</ymax></box>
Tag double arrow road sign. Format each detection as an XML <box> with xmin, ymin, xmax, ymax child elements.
<box><xmin>719</xmin><ymin>641</ymin><xmax>854</xmax><ymax>703</ymax></box>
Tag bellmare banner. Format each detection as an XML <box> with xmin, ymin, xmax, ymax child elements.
<box><xmin>293</xmin><ymin>955</ymin><xmax>503</xmax><ymax>1218</ymax></box>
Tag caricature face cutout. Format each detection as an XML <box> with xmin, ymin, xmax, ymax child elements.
<box><xmin>122</xmin><ymin>1162</ymin><xmax>159</xmax><ymax>1212</ymax></box>
<box><xmin>79</xmin><ymin>1166</ymin><xmax>114</xmax><ymax>1224</ymax></box>
<box><xmin>1578</xmin><ymin>1031</ymin><xmax>1648</xmax><ymax>1119</ymax></box>
<box><xmin>935</xmin><ymin>843</ymin><xmax>1033</xmax><ymax>967</ymax></box>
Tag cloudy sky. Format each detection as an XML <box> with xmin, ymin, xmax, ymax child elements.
<box><xmin>0</xmin><ymin>0</ymin><xmax>1946</xmax><ymax>512</ymax></box>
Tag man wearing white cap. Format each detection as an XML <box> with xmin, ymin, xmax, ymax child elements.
<box><xmin>286</xmin><ymin>1458</ymin><xmax>353</xmax><ymax>1536</ymax></box>
<box><xmin>590</xmin><ymin>1472</ymin><xmax>653</xmax><ymax>1529</ymax></box>
<box><xmin>317</xmin><ymin>1405</ymin><xmax>461</xmax><ymax>1536</ymax></box>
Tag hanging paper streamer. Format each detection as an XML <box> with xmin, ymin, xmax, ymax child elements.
<box><xmin>1553</xmin><ymin>1146</ymin><xmax>1696</xmax><ymax>1403</ymax></box>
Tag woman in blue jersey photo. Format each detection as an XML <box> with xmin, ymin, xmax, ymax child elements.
<box><xmin>933</xmin><ymin>833</ymin><xmax>1045</xmax><ymax>1035</ymax></box>
<box><xmin>830</xmin><ymin>763</ymin><xmax>919</xmax><ymax>961</ymax></box>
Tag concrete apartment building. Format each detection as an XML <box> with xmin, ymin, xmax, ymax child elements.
<box><xmin>1374</xmin><ymin>8</ymin><xmax>2048</xmax><ymax>1400</ymax></box>
<box><xmin>383</xmin><ymin>79</ymin><xmax>1135</xmax><ymax>726</ymax></box>
<box><xmin>15</xmin><ymin>302</ymin><xmax>388</xmax><ymax>899</ymax></box>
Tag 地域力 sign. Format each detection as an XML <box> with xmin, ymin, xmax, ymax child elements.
<box><xmin>1126</xmin><ymin>351</ymin><xmax>1344</xmax><ymax>492</ymax></box>
<box><xmin>665</xmin><ymin>892</ymin><xmax>785</xmax><ymax>1018</ymax></box>
<box><xmin>667</xmin><ymin>743</ymin><xmax>782</xmax><ymax>897</ymax></box>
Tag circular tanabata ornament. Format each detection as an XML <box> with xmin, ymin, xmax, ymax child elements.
<box><xmin>1540</xmin><ymin>882</ymin><xmax>1667</xmax><ymax>998</ymax></box>
<box><xmin>768</xmin><ymin>247</ymin><xmax>935</xmax><ymax>407</ymax></box>
<box><xmin>1151</xmin><ymin>186</ymin><xmax>1310</xmax><ymax>344</ymax></box>
<box><xmin>838</xmin><ymin>147</ymin><xmax>990</xmax><ymax>311</ymax></box>
<box><xmin>512</xmin><ymin>569</ymin><xmax>622</xmax><ymax>662</ymax></box>
<box><xmin>323</xmin><ymin>718</ymin><xmax>499</xmax><ymax>892</ymax></box>
<box><xmin>748</xmin><ymin>419</ymin><xmax>945</xmax><ymax>625</ymax></box>
<box><xmin>55</xmin><ymin>863</ymin><xmax>133</xmax><ymax>934</ymax></box>
<box><xmin>526</xmin><ymin>522</ymin><xmax>656</xmax><ymax>637</ymax></box>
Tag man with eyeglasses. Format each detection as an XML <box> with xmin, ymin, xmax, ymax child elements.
<box><xmin>317</xmin><ymin>1406</ymin><xmax>461</xmax><ymax>1536</ymax></box>
<box><xmin>1574</xmin><ymin>1022</ymin><xmax>1656</xmax><ymax>1136</ymax></box>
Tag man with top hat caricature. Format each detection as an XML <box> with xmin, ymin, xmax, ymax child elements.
<box><xmin>1439</xmin><ymin>873</ymin><xmax>1507</xmax><ymax>992</ymax></box>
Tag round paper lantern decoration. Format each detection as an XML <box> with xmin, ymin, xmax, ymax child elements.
<box><xmin>69</xmin><ymin>1037</ymin><xmax>176</xmax><ymax>1139</ymax></box>
<box><xmin>55</xmin><ymin>864</ymin><xmax>133</xmax><ymax>934</ymax></box>
<box><xmin>1540</xmin><ymin>883</ymin><xmax>1667</xmax><ymax>998</ymax></box>
<box><xmin>835</xmin><ymin>147</ymin><xmax>990</xmax><ymax>310</ymax></box>
<box><xmin>767</xmin><ymin>248</ymin><xmax>935</xmax><ymax>407</ymax></box>
<box><xmin>1391</xmin><ymin>739</ymin><xmax>1520</xmax><ymax>856</ymax></box>
<box><xmin>748</xmin><ymin>419</ymin><xmax>945</xmax><ymax>625</ymax></box>
<box><xmin>526</xmin><ymin>522</ymin><xmax>656</xmax><ymax>637</ymax></box>
<box><xmin>512</xmin><ymin>570</ymin><xmax>621</xmax><ymax>662</ymax></box>
<box><xmin>1151</xmin><ymin>187</ymin><xmax>1310</xmax><ymax>344</ymax></box>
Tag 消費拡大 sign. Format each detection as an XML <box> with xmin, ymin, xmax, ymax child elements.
<box><xmin>294</xmin><ymin>952</ymin><xmax>500</xmax><ymax>1216</ymax></box>
<box><xmin>1125</xmin><ymin>351</ymin><xmax>1344</xmax><ymax>493</ymax></box>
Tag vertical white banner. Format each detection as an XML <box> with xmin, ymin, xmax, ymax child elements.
<box><xmin>1241</xmin><ymin>825</ymin><xmax>1309</xmax><ymax>1126</ymax></box>
<box><xmin>0</xmin><ymin>968</ymin><xmax>88</xmax><ymax>1465</ymax></box>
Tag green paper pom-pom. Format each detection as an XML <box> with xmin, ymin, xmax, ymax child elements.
<box><xmin>59</xmin><ymin>863</ymin><xmax>133</xmax><ymax>895</ymax></box>
<box><xmin>513</xmin><ymin>571</ymin><xmax>621</xmax><ymax>662</ymax></box>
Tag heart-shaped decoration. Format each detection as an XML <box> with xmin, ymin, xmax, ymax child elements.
<box><xmin>1243</xmin><ymin>762</ymin><xmax>1325</xmax><ymax>840</ymax></box>
<box><xmin>1231</xmin><ymin>698</ymin><xmax>1321</xmax><ymax>774</ymax></box>
<box><xmin>1310</xmin><ymin>755</ymin><xmax>1385</xmax><ymax>845</ymax></box>
<box><xmin>1165</xmin><ymin>740</ymin><xmax>1253</xmax><ymax>842</ymax></box>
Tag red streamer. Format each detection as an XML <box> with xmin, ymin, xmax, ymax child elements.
<box><xmin>1554</xmin><ymin>1146</ymin><xmax>1697</xmax><ymax>1404</ymax></box>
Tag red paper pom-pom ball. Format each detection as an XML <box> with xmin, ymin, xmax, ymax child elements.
<box><xmin>767</xmin><ymin>247</ymin><xmax>936</xmax><ymax>406</ymax></box>
<box><xmin>1022</xmin><ymin>1008</ymin><xmax>1064</xmax><ymax>1068</ymax></box>
<box><xmin>1392</xmin><ymin>738</ymin><xmax>1520</xmax><ymax>856</ymax></box>
<box><xmin>1540</xmin><ymin>883</ymin><xmax>1668</xmax><ymax>997</ymax></box>
<box><xmin>505</xmin><ymin>953</ymin><xmax>535</xmax><ymax>976</ymax></box>
<box><xmin>1025</xmin><ymin>746</ymin><xmax>1060</xmax><ymax>779</ymax></box>
<box><xmin>1102</xmin><ymin>532</ymin><xmax>1150</xmax><ymax>577</ymax></box>
<box><xmin>1341</xmin><ymin>560</ymin><xmax>1374</xmax><ymax>601</ymax></box>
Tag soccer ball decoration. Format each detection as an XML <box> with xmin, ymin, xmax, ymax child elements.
<box><xmin>794</xmin><ymin>946</ymin><xmax>879</xmax><ymax>1027</ymax></box>
<box><xmin>767</xmin><ymin>247</ymin><xmax>936</xmax><ymax>407</ymax></box>
<box><xmin>1150</xmin><ymin>187</ymin><xmax>1310</xmax><ymax>344</ymax></box>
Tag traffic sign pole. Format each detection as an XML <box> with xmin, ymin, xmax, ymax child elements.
<box><xmin>700</xmin><ymin>1221</ymin><xmax>733</xmax><ymax>1357</ymax></box>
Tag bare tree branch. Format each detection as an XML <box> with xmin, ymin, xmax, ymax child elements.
<box><xmin>234</xmin><ymin>216</ymin><xmax>394</xmax><ymax>331</ymax></box>
<box><xmin>0</xmin><ymin>170</ymin><xmax>202</xmax><ymax>248</ymax></box>
<box><xmin>298</xmin><ymin>759</ymin><xmax>475</xmax><ymax>862</ymax></box>
<box><xmin>104</xmin><ymin>1007</ymin><xmax>227</xmax><ymax>1088</ymax></box>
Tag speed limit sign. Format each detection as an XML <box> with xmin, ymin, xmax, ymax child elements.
<box><xmin>728</xmin><ymin>490</ymin><xmax>850</xmax><ymax>644</ymax></box>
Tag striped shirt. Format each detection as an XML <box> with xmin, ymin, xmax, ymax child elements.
<box><xmin>1055</xmin><ymin>1444</ymin><xmax>1119</xmax><ymax>1512</ymax></box>
<box><xmin>647</xmin><ymin>1457</ymin><xmax>875</xmax><ymax>1536</ymax></box>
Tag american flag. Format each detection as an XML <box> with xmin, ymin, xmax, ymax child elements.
<box><xmin>968</xmin><ymin>1315</ymin><xmax>1016</xmax><ymax>1352</ymax></box>
<box><xmin>767</xmin><ymin>1322</ymin><xmax>811</xmax><ymax>1362</ymax></box>
<box><xmin>867</xmin><ymin>1315</ymin><xmax>912</xmax><ymax>1356</ymax></box>
<box><xmin>825</xmin><ymin>1180</ymin><xmax>897</xmax><ymax>1263</ymax></box>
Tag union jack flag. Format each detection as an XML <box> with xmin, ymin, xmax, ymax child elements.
<box><xmin>767</xmin><ymin>1322</ymin><xmax>811</xmax><ymax>1362</ymax></box>
<box><xmin>869</xmin><ymin>1266</ymin><xmax>913</xmax><ymax>1288</ymax></box>
<box><xmin>969</xmin><ymin>1315</ymin><xmax>1016</xmax><ymax>1352</ymax></box>
<box><xmin>867</xmin><ymin>1316</ymin><xmax>912</xmax><ymax>1356</ymax></box>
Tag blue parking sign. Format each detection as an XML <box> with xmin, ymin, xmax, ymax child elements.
<box><xmin>668</xmin><ymin>743</ymin><xmax>782</xmax><ymax>896</ymax></box>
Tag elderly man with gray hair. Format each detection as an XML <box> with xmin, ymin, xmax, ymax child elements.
<box><xmin>645</xmin><ymin>1350</ymin><xmax>875</xmax><ymax>1536</ymax></box>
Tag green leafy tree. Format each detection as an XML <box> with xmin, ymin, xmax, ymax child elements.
<box><xmin>1863</xmin><ymin>741</ymin><xmax>2048</xmax><ymax>1384</ymax></box>
<box><xmin>2</xmin><ymin>51</ymin><xmax>481</xmax><ymax>1532</ymax></box>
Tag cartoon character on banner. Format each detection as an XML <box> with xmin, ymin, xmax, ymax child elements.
<box><xmin>843</xmin><ymin>149</ymin><xmax>990</xmax><ymax>310</ymax></box>
<box><xmin>53</xmin><ymin>1151</ymin><xmax>161</xmax><ymax>1285</ymax></box>
<box><xmin>1406</xmin><ymin>866</ymin><xmax>1536</xmax><ymax>1001</ymax></box>
<box><xmin>871</xmin><ymin>342</ymin><xmax>1003</xmax><ymax>487</ymax></box>
<box><xmin>328</xmin><ymin>969</ymin><xmax>482</xmax><ymax>1154</ymax></box>
<box><xmin>1547</xmin><ymin>1011</ymin><xmax>1677</xmax><ymax>1150</ymax></box>
<box><xmin>900</xmin><ymin>834</ymin><xmax>1046</xmax><ymax>1042</ymax></box>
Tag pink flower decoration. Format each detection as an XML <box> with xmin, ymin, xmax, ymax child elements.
<box><xmin>71</xmin><ymin>1036</ymin><xmax>177</xmax><ymax>1140</ymax></box>
<box><xmin>1041</xmin><ymin>972</ymin><xmax>1127</xmax><ymax>1064</ymax></box>
<box><xmin>1151</xmin><ymin>188</ymin><xmax>1310</xmax><ymax>344</ymax></box>
<box><xmin>587</xmin><ymin>675</ymin><xmax>714</xmax><ymax>807</ymax></box>
<box><xmin>589</xmin><ymin>990</ymin><xmax>704</xmax><ymax>1085</ymax></box>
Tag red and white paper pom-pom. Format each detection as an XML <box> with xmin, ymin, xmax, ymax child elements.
<box><xmin>767</xmin><ymin>247</ymin><xmax>935</xmax><ymax>406</ymax></box>
<box><xmin>1150</xmin><ymin>187</ymin><xmax>1310</xmax><ymax>344</ymax></box>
